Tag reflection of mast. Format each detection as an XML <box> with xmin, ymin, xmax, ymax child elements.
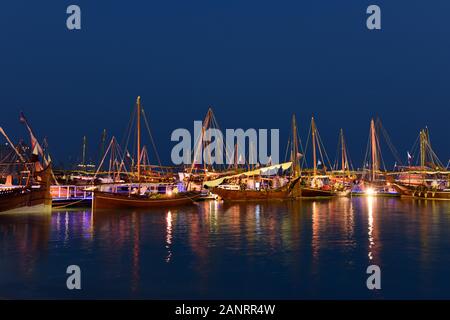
<box><xmin>367</xmin><ymin>197</ymin><xmax>375</xmax><ymax>261</ymax></box>
<box><xmin>311</xmin><ymin>201</ymin><xmax>320</xmax><ymax>261</ymax></box>
<box><xmin>165</xmin><ymin>211</ymin><xmax>173</xmax><ymax>263</ymax></box>
<box><xmin>131</xmin><ymin>212</ymin><xmax>140</xmax><ymax>293</ymax></box>
<box><xmin>370</xmin><ymin>119</ymin><xmax>378</xmax><ymax>181</ymax></box>
<box><xmin>311</xmin><ymin>117</ymin><xmax>317</xmax><ymax>177</ymax></box>
<box><xmin>136</xmin><ymin>96</ymin><xmax>141</xmax><ymax>181</ymax></box>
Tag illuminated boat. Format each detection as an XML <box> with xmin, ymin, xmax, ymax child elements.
<box><xmin>0</xmin><ymin>116</ymin><xmax>52</xmax><ymax>214</ymax></box>
<box><xmin>297</xmin><ymin>117</ymin><xmax>342</xmax><ymax>198</ymax></box>
<box><xmin>91</xmin><ymin>96</ymin><xmax>201</xmax><ymax>209</ymax></box>
<box><xmin>92</xmin><ymin>189</ymin><xmax>202</xmax><ymax>209</ymax></box>
<box><xmin>352</xmin><ymin>118</ymin><xmax>400</xmax><ymax>197</ymax></box>
<box><xmin>205</xmin><ymin>162</ymin><xmax>300</xmax><ymax>201</ymax></box>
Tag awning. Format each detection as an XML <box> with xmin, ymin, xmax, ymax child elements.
<box><xmin>203</xmin><ymin>177</ymin><xmax>226</xmax><ymax>188</ymax></box>
<box><xmin>203</xmin><ymin>162</ymin><xmax>292</xmax><ymax>188</ymax></box>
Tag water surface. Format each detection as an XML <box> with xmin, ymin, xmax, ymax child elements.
<box><xmin>1</xmin><ymin>197</ymin><xmax>450</xmax><ymax>299</ymax></box>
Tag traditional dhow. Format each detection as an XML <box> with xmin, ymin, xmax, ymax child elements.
<box><xmin>91</xmin><ymin>96</ymin><xmax>202</xmax><ymax>210</ymax></box>
<box><xmin>205</xmin><ymin>162</ymin><xmax>300</xmax><ymax>201</ymax></box>
<box><xmin>0</xmin><ymin>114</ymin><xmax>53</xmax><ymax>214</ymax></box>
<box><xmin>0</xmin><ymin>166</ymin><xmax>52</xmax><ymax>214</ymax></box>
<box><xmin>92</xmin><ymin>189</ymin><xmax>202</xmax><ymax>209</ymax></box>
<box><xmin>393</xmin><ymin>128</ymin><xmax>450</xmax><ymax>200</ymax></box>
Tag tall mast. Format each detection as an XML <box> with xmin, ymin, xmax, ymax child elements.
<box><xmin>370</xmin><ymin>119</ymin><xmax>377</xmax><ymax>181</ymax></box>
<box><xmin>203</xmin><ymin>108</ymin><xmax>212</xmax><ymax>172</ymax></box>
<box><xmin>190</xmin><ymin>107</ymin><xmax>212</xmax><ymax>174</ymax></box>
<box><xmin>312</xmin><ymin>117</ymin><xmax>317</xmax><ymax>177</ymax></box>
<box><xmin>340</xmin><ymin>129</ymin><xmax>346</xmax><ymax>173</ymax></box>
<box><xmin>234</xmin><ymin>142</ymin><xmax>238</xmax><ymax>170</ymax></box>
<box><xmin>136</xmin><ymin>96</ymin><xmax>141</xmax><ymax>181</ymax></box>
<box><xmin>0</xmin><ymin>127</ymin><xmax>26</xmax><ymax>163</ymax></box>
<box><xmin>99</xmin><ymin>129</ymin><xmax>106</xmax><ymax>165</ymax></box>
<box><xmin>420</xmin><ymin>129</ymin><xmax>426</xmax><ymax>169</ymax></box>
<box><xmin>82</xmin><ymin>135</ymin><xmax>87</xmax><ymax>170</ymax></box>
<box><xmin>291</xmin><ymin>114</ymin><xmax>300</xmax><ymax>177</ymax></box>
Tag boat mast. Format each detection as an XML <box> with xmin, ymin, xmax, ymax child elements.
<box><xmin>340</xmin><ymin>129</ymin><xmax>346</xmax><ymax>174</ymax></box>
<box><xmin>136</xmin><ymin>96</ymin><xmax>141</xmax><ymax>182</ymax></box>
<box><xmin>291</xmin><ymin>114</ymin><xmax>300</xmax><ymax>177</ymax></box>
<box><xmin>234</xmin><ymin>142</ymin><xmax>238</xmax><ymax>170</ymax></box>
<box><xmin>81</xmin><ymin>135</ymin><xmax>87</xmax><ymax>170</ymax></box>
<box><xmin>420</xmin><ymin>129</ymin><xmax>426</xmax><ymax>170</ymax></box>
<box><xmin>370</xmin><ymin>118</ymin><xmax>377</xmax><ymax>181</ymax></box>
<box><xmin>312</xmin><ymin>117</ymin><xmax>317</xmax><ymax>177</ymax></box>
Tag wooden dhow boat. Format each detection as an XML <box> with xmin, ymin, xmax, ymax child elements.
<box><xmin>93</xmin><ymin>189</ymin><xmax>202</xmax><ymax>209</ymax></box>
<box><xmin>205</xmin><ymin>115</ymin><xmax>309</xmax><ymax>201</ymax></box>
<box><xmin>392</xmin><ymin>128</ymin><xmax>450</xmax><ymax>200</ymax></box>
<box><xmin>92</xmin><ymin>96</ymin><xmax>201</xmax><ymax>210</ymax></box>
<box><xmin>205</xmin><ymin>162</ymin><xmax>300</xmax><ymax>201</ymax></box>
<box><xmin>0</xmin><ymin>115</ymin><xmax>52</xmax><ymax>214</ymax></box>
<box><xmin>298</xmin><ymin>116</ymin><xmax>341</xmax><ymax>198</ymax></box>
<box><xmin>0</xmin><ymin>166</ymin><xmax>52</xmax><ymax>214</ymax></box>
<box><xmin>352</xmin><ymin>118</ymin><xmax>400</xmax><ymax>197</ymax></box>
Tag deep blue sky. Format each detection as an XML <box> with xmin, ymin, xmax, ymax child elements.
<box><xmin>1</xmin><ymin>1</ymin><xmax>449</xmax><ymax>168</ymax></box>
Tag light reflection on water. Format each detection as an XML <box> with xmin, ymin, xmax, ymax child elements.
<box><xmin>1</xmin><ymin>197</ymin><xmax>450</xmax><ymax>299</ymax></box>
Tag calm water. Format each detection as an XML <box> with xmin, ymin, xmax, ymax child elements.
<box><xmin>1</xmin><ymin>197</ymin><xmax>450</xmax><ymax>299</ymax></box>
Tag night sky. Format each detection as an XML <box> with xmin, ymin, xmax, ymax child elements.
<box><xmin>1</xmin><ymin>1</ymin><xmax>449</xmax><ymax>168</ymax></box>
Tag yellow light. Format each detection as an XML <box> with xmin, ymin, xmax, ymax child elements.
<box><xmin>365</xmin><ymin>187</ymin><xmax>376</xmax><ymax>196</ymax></box>
<box><xmin>167</xmin><ymin>190</ymin><xmax>173</xmax><ymax>196</ymax></box>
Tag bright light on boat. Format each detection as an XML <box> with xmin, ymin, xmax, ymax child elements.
<box><xmin>167</xmin><ymin>190</ymin><xmax>173</xmax><ymax>196</ymax></box>
<box><xmin>365</xmin><ymin>187</ymin><xmax>376</xmax><ymax>196</ymax></box>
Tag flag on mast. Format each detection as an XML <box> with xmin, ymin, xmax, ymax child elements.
<box><xmin>407</xmin><ymin>151</ymin><xmax>412</xmax><ymax>166</ymax></box>
<box><xmin>19</xmin><ymin>111</ymin><xmax>44</xmax><ymax>158</ymax></box>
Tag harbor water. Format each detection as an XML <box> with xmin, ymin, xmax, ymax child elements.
<box><xmin>1</xmin><ymin>197</ymin><xmax>450</xmax><ymax>299</ymax></box>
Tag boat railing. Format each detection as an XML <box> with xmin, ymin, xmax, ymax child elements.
<box><xmin>50</xmin><ymin>185</ymin><xmax>93</xmax><ymax>200</ymax></box>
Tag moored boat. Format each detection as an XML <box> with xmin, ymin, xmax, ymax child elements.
<box><xmin>0</xmin><ymin>117</ymin><xmax>52</xmax><ymax>214</ymax></box>
<box><xmin>92</xmin><ymin>190</ymin><xmax>202</xmax><ymax>209</ymax></box>
<box><xmin>91</xmin><ymin>96</ymin><xmax>201</xmax><ymax>210</ymax></box>
<box><xmin>392</xmin><ymin>127</ymin><xmax>450</xmax><ymax>200</ymax></box>
<box><xmin>205</xmin><ymin>162</ymin><xmax>299</xmax><ymax>201</ymax></box>
<box><xmin>0</xmin><ymin>179</ymin><xmax>52</xmax><ymax>214</ymax></box>
<box><xmin>353</xmin><ymin>118</ymin><xmax>400</xmax><ymax>197</ymax></box>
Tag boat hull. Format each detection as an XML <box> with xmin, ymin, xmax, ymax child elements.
<box><xmin>393</xmin><ymin>184</ymin><xmax>450</xmax><ymax>200</ymax></box>
<box><xmin>92</xmin><ymin>191</ymin><xmax>202</xmax><ymax>210</ymax></box>
<box><xmin>0</xmin><ymin>187</ymin><xmax>52</xmax><ymax>214</ymax></box>
<box><xmin>299</xmin><ymin>187</ymin><xmax>337</xmax><ymax>198</ymax></box>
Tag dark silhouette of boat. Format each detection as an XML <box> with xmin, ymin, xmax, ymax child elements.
<box><xmin>92</xmin><ymin>190</ymin><xmax>202</xmax><ymax>209</ymax></box>
<box><xmin>0</xmin><ymin>167</ymin><xmax>52</xmax><ymax>214</ymax></box>
<box><xmin>0</xmin><ymin>114</ymin><xmax>53</xmax><ymax>214</ymax></box>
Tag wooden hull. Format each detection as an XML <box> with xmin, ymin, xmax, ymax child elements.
<box><xmin>299</xmin><ymin>187</ymin><xmax>337</xmax><ymax>198</ymax></box>
<box><xmin>351</xmin><ymin>191</ymin><xmax>400</xmax><ymax>198</ymax></box>
<box><xmin>92</xmin><ymin>191</ymin><xmax>202</xmax><ymax>210</ymax></box>
<box><xmin>211</xmin><ymin>187</ymin><xmax>292</xmax><ymax>201</ymax></box>
<box><xmin>0</xmin><ymin>187</ymin><xmax>52</xmax><ymax>214</ymax></box>
<box><xmin>393</xmin><ymin>184</ymin><xmax>450</xmax><ymax>200</ymax></box>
